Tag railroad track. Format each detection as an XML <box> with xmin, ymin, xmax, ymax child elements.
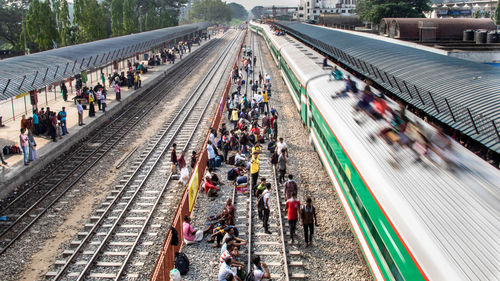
<box><xmin>44</xmin><ymin>30</ymin><xmax>244</xmax><ymax>280</ymax></box>
<box><xmin>0</xmin><ymin>36</ymin><xmax>226</xmax><ymax>256</ymax></box>
<box><xmin>243</xmin><ymin>30</ymin><xmax>306</xmax><ymax>280</ymax></box>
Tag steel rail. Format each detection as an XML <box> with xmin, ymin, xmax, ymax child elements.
<box><xmin>0</xmin><ymin>38</ymin><xmax>223</xmax><ymax>256</ymax></box>
<box><xmin>113</xmin><ymin>33</ymin><xmax>244</xmax><ymax>280</ymax></box>
<box><xmin>52</xmin><ymin>31</ymin><xmax>243</xmax><ymax>280</ymax></box>
<box><xmin>0</xmin><ymin>38</ymin><xmax>216</xmax><ymax>217</ymax></box>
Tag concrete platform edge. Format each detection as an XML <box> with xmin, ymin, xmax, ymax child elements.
<box><xmin>0</xmin><ymin>43</ymin><xmax>207</xmax><ymax>200</ymax></box>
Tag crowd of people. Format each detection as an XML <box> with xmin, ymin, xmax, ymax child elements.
<box><xmin>178</xmin><ymin>45</ymin><xmax>319</xmax><ymax>281</ymax></box>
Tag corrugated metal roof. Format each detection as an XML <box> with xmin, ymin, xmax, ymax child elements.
<box><xmin>0</xmin><ymin>22</ymin><xmax>210</xmax><ymax>101</ymax></box>
<box><xmin>275</xmin><ymin>21</ymin><xmax>500</xmax><ymax>153</ymax></box>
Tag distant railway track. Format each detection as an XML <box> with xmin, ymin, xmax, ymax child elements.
<box><xmin>0</xmin><ymin>36</ymin><xmax>224</xmax><ymax>256</ymax></box>
<box><xmin>45</xmin><ymin>30</ymin><xmax>244</xmax><ymax>280</ymax></box>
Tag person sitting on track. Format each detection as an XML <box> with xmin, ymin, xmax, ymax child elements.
<box><xmin>218</xmin><ymin>257</ymin><xmax>242</xmax><ymax>281</ymax></box>
<box><xmin>183</xmin><ymin>215</ymin><xmax>203</xmax><ymax>245</ymax></box>
<box><xmin>252</xmin><ymin>256</ymin><xmax>271</xmax><ymax>281</ymax></box>
<box><xmin>204</xmin><ymin>175</ymin><xmax>219</xmax><ymax>197</ymax></box>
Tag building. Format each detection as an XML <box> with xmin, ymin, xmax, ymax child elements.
<box><xmin>428</xmin><ymin>0</ymin><xmax>498</xmax><ymax>18</ymax></box>
<box><xmin>296</xmin><ymin>0</ymin><xmax>356</xmax><ymax>21</ymax></box>
<box><xmin>253</xmin><ymin>6</ymin><xmax>297</xmax><ymax>20</ymax></box>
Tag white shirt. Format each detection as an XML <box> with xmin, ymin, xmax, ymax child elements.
<box><xmin>207</xmin><ymin>144</ymin><xmax>215</xmax><ymax>159</ymax></box>
<box><xmin>209</xmin><ymin>133</ymin><xmax>215</xmax><ymax>145</ymax></box>
<box><xmin>277</xmin><ymin>141</ymin><xmax>287</xmax><ymax>155</ymax></box>
<box><xmin>218</xmin><ymin>262</ymin><xmax>236</xmax><ymax>281</ymax></box>
<box><xmin>255</xmin><ymin>94</ymin><xmax>263</xmax><ymax>104</ymax></box>
<box><xmin>253</xmin><ymin>264</ymin><xmax>265</xmax><ymax>281</ymax></box>
<box><xmin>77</xmin><ymin>104</ymin><xmax>83</xmax><ymax>114</ymax></box>
<box><xmin>263</xmin><ymin>190</ymin><xmax>270</xmax><ymax>210</ymax></box>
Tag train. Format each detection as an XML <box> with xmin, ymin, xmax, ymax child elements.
<box><xmin>249</xmin><ymin>21</ymin><xmax>500</xmax><ymax>281</ymax></box>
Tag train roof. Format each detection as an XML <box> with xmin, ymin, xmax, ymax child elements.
<box><xmin>274</xmin><ymin>21</ymin><xmax>500</xmax><ymax>154</ymax></box>
<box><xmin>254</xmin><ymin>21</ymin><xmax>500</xmax><ymax>280</ymax></box>
<box><xmin>0</xmin><ymin>22</ymin><xmax>211</xmax><ymax>101</ymax></box>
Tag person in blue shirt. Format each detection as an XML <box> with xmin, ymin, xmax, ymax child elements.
<box><xmin>58</xmin><ymin>107</ymin><xmax>68</xmax><ymax>135</ymax></box>
<box><xmin>32</xmin><ymin>110</ymin><xmax>39</xmax><ymax>135</ymax></box>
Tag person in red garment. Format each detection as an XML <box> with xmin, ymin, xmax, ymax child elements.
<box><xmin>285</xmin><ymin>192</ymin><xmax>301</xmax><ymax>244</ymax></box>
<box><xmin>204</xmin><ymin>175</ymin><xmax>219</xmax><ymax>197</ymax></box>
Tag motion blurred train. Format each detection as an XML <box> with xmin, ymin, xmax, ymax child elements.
<box><xmin>250</xmin><ymin>21</ymin><xmax>500</xmax><ymax>281</ymax></box>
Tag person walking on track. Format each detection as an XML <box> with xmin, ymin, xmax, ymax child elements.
<box><xmin>285</xmin><ymin>192</ymin><xmax>301</xmax><ymax>244</ymax></box>
<box><xmin>262</xmin><ymin>183</ymin><xmax>272</xmax><ymax>234</ymax></box>
<box><xmin>301</xmin><ymin>197</ymin><xmax>319</xmax><ymax>247</ymax></box>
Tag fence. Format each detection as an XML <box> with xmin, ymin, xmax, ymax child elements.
<box><xmin>149</xmin><ymin>30</ymin><xmax>246</xmax><ymax>281</ymax></box>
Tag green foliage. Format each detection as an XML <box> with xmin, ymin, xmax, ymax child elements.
<box><xmin>228</xmin><ymin>18</ymin><xmax>244</xmax><ymax>26</ymax></box>
<box><xmin>123</xmin><ymin>0</ymin><xmax>139</xmax><ymax>34</ymax></box>
<box><xmin>356</xmin><ymin>0</ymin><xmax>431</xmax><ymax>24</ymax></box>
<box><xmin>25</xmin><ymin>0</ymin><xmax>60</xmax><ymax>51</ymax></box>
<box><xmin>53</xmin><ymin>0</ymin><xmax>72</xmax><ymax>46</ymax></box>
<box><xmin>187</xmin><ymin>0</ymin><xmax>232</xmax><ymax>24</ymax></box>
<box><xmin>228</xmin><ymin>2</ymin><xmax>248</xmax><ymax>20</ymax></box>
<box><xmin>0</xmin><ymin>0</ymin><xmax>26</xmax><ymax>49</ymax></box>
<box><xmin>473</xmin><ymin>9</ymin><xmax>481</xmax><ymax>18</ymax></box>
<box><xmin>111</xmin><ymin>0</ymin><xmax>124</xmax><ymax>36</ymax></box>
<box><xmin>74</xmin><ymin>0</ymin><xmax>107</xmax><ymax>42</ymax></box>
<box><xmin>496</xmin><ymin>4</ymin><xmax>500</xmax><ymax>24</ymax></box>
<box><xmin>250</xmin><ymin>6</ymin><xmax>264</xmax><ymax>19</ymax></box>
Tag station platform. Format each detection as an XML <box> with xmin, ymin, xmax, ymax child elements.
<box><xmin>0</xmin><ymin>38</ymin><xmax>213</xmax><ymax>199</ymax></box>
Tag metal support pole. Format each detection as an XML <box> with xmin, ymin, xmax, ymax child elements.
<box><xmin>18</xmin><ymin>75</ymin><xmax>27</xmax><ymax>89</ymax></box>
<box><xmin>3</xmin><ymin>79</ymin><xmax>10</xmax><ymax>94</ymax></box>
<box><xmin>42</xmin><ymin>67</ymin><xmax>49</xmax><ymax>81</ymax></box>
<box><xmin>11</xmin><ymin>97</ymin><xmax>15</xmax><ymax>120</ymax></box>
<box><xmin>31</xmin><ymin>71</ymin><xmax>39</xmax><ymax>86</ymax></box>
<box><xmin>402</xmin><ymin>80</ymin><xmax>413</xmax><ymax>98</ymax></box>
<box><xmin>53</xmin><ymin>65</ymin><xmax>59</xmax><ymax>78</ymax></box>
<box><xmin>45</xmin><ymin>87</ymin><xmax>48</xmax><ymax>105</ymax></box>
<box><xmin>413</xmin><ymin>85</ymin><xmax>424</xmax><ymax>105</ymax></box>
<box><xmin>24</xmin><ymin>95</ymin><xmax>27</xmax><ymax>115</ymax></box>
<box><xmin>444</xmin><ymin>98</ymin><xmax>456</xmax><ymax>122</ymax></box>
<box><xmin>467</xmin><ymin>108</ymin><xmax>479</xmax><ymax>134</ymax></box>
<box><xmin>428</xmin><ymin>92</ymin><xmax>439</xmax><ymax>113</ymax></box>
<box><xmin>384</xmin><ymin>72</ymin><xmax>393</xmax><ymax>87</ymax></box>
<box><xmin>492</xmin><ymin>120</ymin><xmax>500</xmax><ymax>142</ymax></box>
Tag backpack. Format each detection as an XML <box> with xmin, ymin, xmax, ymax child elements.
<box><xmin>271</xmin><ymin>152</ymin><xmax>278</xmax><ymax>165</ymax></box>
<box><xmin>170</xmin><ymin>226</ymin><xmax>179</xmax><ymax>246</ymax></box>
<box><xmin>216</xmin><ymin>138</ymin><xmax>222</xmax><ymax>149</ymax></box>
<box><xmin>57</xmin><ymin>112</ymin><xmax>62</xmax><ymax>120</ymax></box>
<box><xmin>2</xmin><ymin>146</ymin><xmax>9</xmax><ymax>156</ymax></box>
<box><xmin>257</xmin><ymin>193</ymin><xmax>265</xmax><ymax>210</ymax></box>
<box><xmin>175</xmin><ymin>252</ymin><xmax>189</xmax><ymax>275</ymax></box>
<box><xmin>227</xmin><ymin>168</ymin><xmax>238</xmax><ymax>181</ymax></box>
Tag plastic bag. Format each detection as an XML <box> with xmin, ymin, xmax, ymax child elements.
<box><xmin>180</xmin><ymin>167</ymin><xmax>190</xmax><ymax>185</ymax></box>
<box><xmin>170</xmin><ymin>268</ymin><xmax>181</xmax><ymax>281</ymax></box>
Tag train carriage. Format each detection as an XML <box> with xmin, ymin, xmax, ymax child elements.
<box><xmin>250</xmin><ymin>21</ymin><xmax>500</xmax><ymax>281</ymax></box>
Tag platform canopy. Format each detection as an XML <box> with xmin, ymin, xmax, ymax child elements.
<box><xmin>276</xmin><ymin>21</ymin><xmax>500</xmax><ymax>153</ymax></box>
<box><xmin>0</xmin><ymin>22</ymin><xmax>210</xmax><ymax>101</ymax></box>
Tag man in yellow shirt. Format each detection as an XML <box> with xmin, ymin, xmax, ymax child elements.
<box><xmin>252</xmin><ymin>142</ymin><xmax>262</xmax><ymax>160</ymax></box>
<box><xmin>250</xmin><ymin>154</ymin><xmax>260</xmax><ymax>192</ymax></box>
<box><xmin>262</xmin><ymin>91</ymin><xmax>269</xmax><ymax>113</ymax></box>
<box><xmin>231</xmin><ymin>108</ymin><xmax>239</xmax><ymax>130</ymax></box>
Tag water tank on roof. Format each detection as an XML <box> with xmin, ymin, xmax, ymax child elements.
<box><xmin>463</xmin><ymin>29</ymin><xmax>474</xmax><ymax>41</ymax></box>
<box><xmin>487</xmin><ymin>31</ymin><xmax>499</xmax><ymax>44</ymax></box>
<box><xmin>475</xmin><ymin>30</ymin><xmax>488</xmax><ymax>44</ymax></box>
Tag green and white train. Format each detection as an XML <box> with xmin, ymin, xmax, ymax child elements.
<box><xmin>250</xmin><ymin>21</ymin><xmax>500</xmax><ymax>281</ymax></box>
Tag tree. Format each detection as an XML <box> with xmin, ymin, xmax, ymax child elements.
<box><xmin>495</xmin><ymin>4</ymin><xmax>500</xmax><ymax>24</ymax></box>
<box><xmin>0</xmin><ymin>0</ymin><xmax>26</xmax><ymax>49</ymax></box>
<box><xmin>356</xmin><ymin>0</ymin><xmax>431</xmax><ymax>24</ymax></box>
<box><xmin>250</xmin><ymin>6</ymin><xmax>264</xmax><ymax>19</ymax></box>
<box><xmin>228</xmin><ymin>2</ymin><xmax>247</xmax><ymax>20</ymax></box>
<box><xmin>24</xmin><ymin>0</ymin><xmax>60</xmax><ymax>51</ymax></box>
<box><xmin>111</xmin><ymin>0</ymin><xmax>124</xmax><ymax>36</ymax></box>
<box><xmin>53</xmin><ymin>0</ymin><xmax>72</xmax><ymax>46</ymax></box>
<box><xmin>187</xmin><ymin>0</ymin><xmax>232</xmax><ymax>24</ymax></box>
<box><xmin>74</xmin><ymin>0</ymin><xmax>107</xmax><ymax>42</ymax></box>
<box><xmin>123</xmin><ymin>0</ymin><xmax>139</xmax><ymax>34</ymax></box>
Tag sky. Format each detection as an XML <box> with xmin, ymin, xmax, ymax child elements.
<box><xmin>229</xmin><ymin>0</ymin><xmax>300</xmax><ymax>11</ymax></box>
